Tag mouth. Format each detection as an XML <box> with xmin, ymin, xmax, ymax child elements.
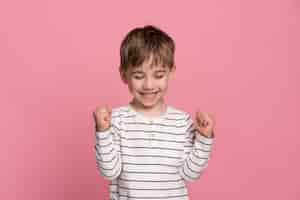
<box><xmin>139</xmin><ymin>91</ymin><xmax>159</xmax><ymax>95</ymax></box>
<box><xmin>139</xmin><ymin>91</ymin><xmax>159</xmax><ymax>99</ymax></box>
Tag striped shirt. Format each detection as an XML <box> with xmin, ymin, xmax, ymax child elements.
<box><xmin>95</xmin><ymin>105</ymin><xmax>214</xmax><ymax>200</ymax></box>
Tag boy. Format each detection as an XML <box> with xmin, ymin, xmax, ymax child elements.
<box><xmin>93</xmin><ymin>25</ymin><xmax>215</xmax><ymax>200</ymax></box>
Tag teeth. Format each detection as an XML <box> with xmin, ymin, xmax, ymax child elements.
<box><xmin>141</xmin><ymin>92</ymin><xmax>157</xmax><ymax>95</ymax></box>
<box><xmin>141</xmin><ymin>92</ymin><xmax>157</xmax><ymax>98</ymax></box>
<box><xmin>143</xmin><ymin>93</ymin><xmax>154</xmax><ymax>96</ymax></box>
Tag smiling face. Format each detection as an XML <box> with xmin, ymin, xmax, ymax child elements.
<box><xmin>120</xmin><ymin>55</ymin><xmax>175</xmax><ymax>112</ymax></box>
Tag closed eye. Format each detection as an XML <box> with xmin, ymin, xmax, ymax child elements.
<box><xmin>131</xmin><ymin>71</ymin><xmax>144</xmax><ymax>80</ymax></box>
<box><xmin>155</xmin><ymin>75</ymin><xmax>164</xmax><ymax>79</ymax></box>
<box><xmin>154</xmin><ymin>72</ymin><xmax>166</xmax><ymax>79</ymax></box>
<box><xmin>133</xmin><ymin>76</ymin><xmax>144</xmax><ymax>80</ymax></box>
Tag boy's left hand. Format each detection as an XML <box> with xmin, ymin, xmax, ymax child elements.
<box><xmin>195</xmin><ymin>111</ymin><xmax>215</xmax><ymax>138</ymax></box>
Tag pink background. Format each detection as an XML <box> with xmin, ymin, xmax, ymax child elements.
<box><xmin>0</xmin><ymin>0</ymin><xmax>299</xmax><ymax>199</ymax></box>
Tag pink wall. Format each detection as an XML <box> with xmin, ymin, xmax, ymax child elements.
<box><xmin>0</xmin><ymin>0</ymin><xmax>299</xmax><ymax>199</ymax></box>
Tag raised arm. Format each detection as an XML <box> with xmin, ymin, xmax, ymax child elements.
<box><xmin>94</xmin><ymin>107</ymin><xmax>122</xmax><ymax>180</ymax></box>
<box><xmin>178</xmin><ymin>114</ymin><xmax>215</xmax><ymax>181</ymax></box>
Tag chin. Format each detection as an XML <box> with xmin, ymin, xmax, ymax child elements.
<box><xmin>142</xmin><ymin>103</ymin><xmax>157</xmax><ymax>109</ymax></box>
<box><xmin>132</xmin><ymin>92</ymin><xmax>165</xmax><ymax>109</ymax></box>
<box><xmin>140</xmin><ymin>98</ymin><xmax>164</xmax><ymax>109</ymax></box>
<box><xmin>135</xmin><ymin>100</ymin><xmax>153</xmax><ymax>108</ymax></box>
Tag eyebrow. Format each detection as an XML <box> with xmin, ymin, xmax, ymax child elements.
<box><xmin>131</xmin><ymin>69</ymin><xmax>167</xmax><ymax>75</ymax></box>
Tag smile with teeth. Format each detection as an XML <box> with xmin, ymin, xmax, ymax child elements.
<box><xmin>140</xmin><ymin>92</ymin><xmax>159</xmax><ymax>99</ymax></box>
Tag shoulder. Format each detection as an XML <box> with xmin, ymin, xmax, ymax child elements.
<box><xmin>110</xmin><ymin>105</ymin><xmax>133</xmax><ymax>123</ymax></box>
<box><xmin>111</xmin><ymin>105</ymin><xmax>130</xmax><ymax>117</ymax></box>
<box><xmin>164</xmin><ymin>106</ymin><xmax>193</xmax><ymax>128</ymax></box>
<box><xmin>166</xmin><ymin>105</ymin><xmax>191</xmax><ymax>120</ymax></box>
<box><xmin>167</xmin><ymin>106</ymin><xmax>195</xmax><ymax>134</ymax></box>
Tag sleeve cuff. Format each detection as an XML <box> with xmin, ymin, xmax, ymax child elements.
<box><xmin>95</xmin><ymin>126</ymin><xmax>112</xmax><ymax>139</ymax></box>
<box><xmin>195</xmin><ymin>131</ymin><xmax>214</xmax><ymax>145</ymax></box>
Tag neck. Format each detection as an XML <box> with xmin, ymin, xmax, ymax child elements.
<box><xmin>130</xmin><ymin>99</ymin><xmax>167</xmax><ymax>117</ymax></box>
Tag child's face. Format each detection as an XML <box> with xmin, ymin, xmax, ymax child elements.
<box><xmin>121</xmin><ymin>56</ymin><xmax>175</xmax><ymax>110</ymax></box>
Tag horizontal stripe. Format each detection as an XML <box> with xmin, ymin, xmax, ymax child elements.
<box><xmin>119</xmin><ymin>193</ymin><xmax>188</xmax><ymax>199</ymax></box>
<box><xmin>191</xmin><ymin>150</ymin><xmax>209</xmax><ymax>160</ymax></box>
<box><xmin>118</xmin><ymin>185</ymin><xmax>185</xmax><ymax>191</ymax></box>
<box><xmin>122</xmin><ymin>115</ymin><xmax>136</xmax><ymax>118</ymax></box>
<box><xmin>123</xmin><ymin>162</ymin><xmax>180</xmax><ymax>168</ymax></box>
<box><xmin>95</xmin><ymin>146</ymin><xmax>114</xmax><ymax>155</ymax></box>
<box><xmin>119</xmin><ymin>177</ymin><xmax>183</xmax><ymax>183</ymax></box>
<box><xmin>163</xmin><ymin>117</ymin><xmax>189</xmax><ymax>121</ymax></box>
<box><xmin>120</xmin><ymin>136</ymin><xmax>184</xmax><ymax>144</ymax></box>
<box><xmin>185</xmin><ymin>159</ymin><xmax>202</xmax><ymax>174</ymax></box>
<box><xmin>111</xmin><ymin>114</ymin><xmax>123</xmax><ymax>118</ymax></box>
<box><xmin>97</xmin><ymin>154</ymin><xmax>116</xmax><ymax>163</ymax></box>
<box><xmin>167</xmin><ymin>112</ymin><xmax>186</xmax><ymax>115</ymax></box>
<box><xmin>121</xmin><ymin>153</ymin><xmax>181</xmax><ymax>159</ymax></box>
<box><xmin>124</xmin><ymin>121</ymin><xmax>186</xmax><ymax>128</ymax></box>
<box><xmin>123</xmin><ymin>129</ymin><xmax>185</xmax><ymax>136</ymax></box>
<box><xmin>195</xmin><ymin>137</ymin><xmax>213</xmax><ymax>145</ymax></box>
<box><xmin>122</xmin><ymin>170</ymin><xmax>178</xmax><ymax>175</ymax></box>
<box><xmin>120</xmin><ymin>145</ymin><xmax>182</xmax><ymax>151</ymax></box>
<box><xmin>195</xmin><ymin>147</ymin><xmax>211</xmax><ymax>153</ymax></box>
<box><xmin>110</xmin><ymin>181</ymin><xmax>186</xmax><ymax>190</ymax></box>
<box><xmin>96</xmin><ymin>142</ymin><xmax>112</xmax><ymax>148</ymax></box>
<box><xmin>98</xmin><ymin>156</ymin><xmax>120</xmax><ymax>171</ymax></box>
<box><xmin>181</xmin><ymin>163</ymin><xmax>197</xmax><ymax>180</ymax></box>
<box><xmin>189</xmin><ymin>157</ymin><xmax>206</xmax><ymax>168</ymax></box>
<box><xmin>95</xmin><ymin>133</ymin><xmax>111</xmax><ymax>140</ymax></box>
<box><xmin>100</xmin><ymin>163</ymin><xmax>121</xmax><ymax>178</ymax></box>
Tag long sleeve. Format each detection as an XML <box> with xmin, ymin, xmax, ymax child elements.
<box><xmin>94</xmin><ymin>115</ymin><xmax>122</xmax><ymax>180</ymax></box>
<box><xmin>178</xmin><ymin>115</ymin><xmax>214</xmax><ymax>182</ymax></box>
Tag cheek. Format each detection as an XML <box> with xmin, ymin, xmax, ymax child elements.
<box><xmin>158</xmin><ymin>78</ymin><xmax>169</xmax><ymax>89</ymax></box>
<box><xmin>128</xmin><ymin>80</ymin><xmax>142</xmax><ymax>90</ymax></box>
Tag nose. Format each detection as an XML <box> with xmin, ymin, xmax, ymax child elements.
<box><xmin>142</xmin><ymin>77</ymin><xmax>154</xmax><ymax>90</ymax></box>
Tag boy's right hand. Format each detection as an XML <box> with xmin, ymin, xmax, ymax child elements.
<box><xmin>93</xmin><ymin>106</ymin><xmax>112</xmax><ymax>132</ymax></box>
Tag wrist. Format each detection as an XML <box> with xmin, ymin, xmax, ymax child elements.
<box><xmin>95</xmin><ymin>124</ymin><xmax>111</xmax><ymax>132</ymax></box>
<box><xmin>198</xmin><ymin>130</ymin><xmax>214</xmax><ymax>138</ymax></box>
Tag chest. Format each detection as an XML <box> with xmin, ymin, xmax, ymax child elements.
<box><xmin>119</xmin><ymin>120</ymin><xmax>187</xmax><ymax>167</ymax></box>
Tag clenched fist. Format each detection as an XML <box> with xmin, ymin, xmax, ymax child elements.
<box><xmin>93</xmin><ymin>106</ymin><xmax>112</xmax><ymax>132</ymax></box>
<box><xmin>195</xmin><ymin>111</ymin><xmax>215</xmax><ymax>138</ymax></box>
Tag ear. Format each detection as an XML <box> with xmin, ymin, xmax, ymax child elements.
<box><xmin>119</xmin><ymin>66</ymin><xmax>128</xmax><ymax>84</ymax></box>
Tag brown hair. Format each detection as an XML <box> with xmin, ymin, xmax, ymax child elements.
<box><xmin>120</xmin><ymin>25</ymin><xmax>175</xmax><ymax>72</ymax></box>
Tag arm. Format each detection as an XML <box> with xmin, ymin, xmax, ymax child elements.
<box><xmin>178</xmin><ymin>116</ymin><xmax>214</xmax><ymax>182</ymax></box>
<box><xmin>94</xmin><ymin>115</ymin><xmax>122</xmax><ymax>180</ymax></box>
